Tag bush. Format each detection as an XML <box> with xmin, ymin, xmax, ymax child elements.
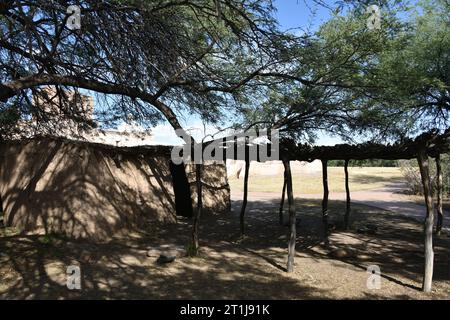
<box><xmin>399</xmin><ymin>160</ymin><xmax>428</xmax><ymax>195</ymax></box>
<box><xmin>399</xmin><ymin>153</ymin><xmax>450</xmax><ymax>196</ymax></box>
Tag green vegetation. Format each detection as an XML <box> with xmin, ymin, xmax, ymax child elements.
<box><xmin>399</xmin><ymin>153</ymin><xmax>450</xmax><ymax>196</ymax></box>
<box><xmin>37</xmin><ymin>234</ymin><xmax>54</xmax><ymax>245</ymax></box>
<box><xmin>328</xmin><ymin>159</ymin><xmax>399</xmax><ymax>167</ymax></box>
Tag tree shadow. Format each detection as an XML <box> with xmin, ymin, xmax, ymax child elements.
<box><xmin>1</xmin><ymin>195</ymin><xmax>449</xmax><ymax>299</ymax></box>
<box><xmin>0</xmin><ymin>139</ymin><xmax>230</xmax><ymax>240</ymax></box>
<box><xmin>1</xmin><ymin>140</ymin><xmax>449</xmax><ymax>299</ymax></box>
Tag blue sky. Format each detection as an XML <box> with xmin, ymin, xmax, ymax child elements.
<box><xmin>273</xmin><ymin>0</ymin><xmax>333</xmax><ymax>32</ymax></box>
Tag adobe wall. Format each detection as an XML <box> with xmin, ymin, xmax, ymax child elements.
<box><xmin>186</xmin><ymin>161</ymin><xmax>231</xmax><ymax>215</ymax></box>
<box><xmin>0</xmin><ymin>139</ymin><xmax>230</xmax><ymax>240</ymax></box>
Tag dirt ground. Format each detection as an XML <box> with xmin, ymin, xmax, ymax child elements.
<box><xmin>1</xmin><ymin>197</ymin><xmax>449</xmax><ymax>299</ymax></box>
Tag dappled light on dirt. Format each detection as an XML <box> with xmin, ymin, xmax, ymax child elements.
<box><xmin>1</xmin><ymin>198</ymin><xmax>449</xmax><ymax>299</ymax></box>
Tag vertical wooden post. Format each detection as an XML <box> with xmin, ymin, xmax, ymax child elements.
<box><xmin>283</xmin><ymin>160</ymin><xmax>296</xmax><ymax>273</ymax></box>
<box><xmin>321</xmin><ymin>159</ymin><xmax>329</xmax><ymax>245</ymax></box>
<box><xmin>436</xmin><ymin>154</ymin><xmax>444</xmax><ymax>235</ymax></box>
<box><xmin>279</xmin><ymin>173</ymin><xmax>287</xmax><ymax>225</ymax></box>
<box><xmin>344</xmin><ymin>159</ymin><xmax>351</xmax><ymax>230</ymax></box>
<box><xmin>240</xmin><ymin>158</ymin><xmax>250</xmax><ymax>237</ymax></box>
<box><xmin>417</xmin><ymin>148</ymin><xmax>435</xmax><ymax>292</ymax></box>
<box><xmin>192</xmin><ymin>163</ymin><xmax>202</xmax><ymax>255</ymax></box>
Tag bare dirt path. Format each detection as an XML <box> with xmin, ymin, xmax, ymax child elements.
<box><xmin>231</xmin><ymin>182</ymin><xmax>450</xmax><ymax>232</ymax></box>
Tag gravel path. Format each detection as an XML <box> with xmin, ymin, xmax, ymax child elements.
<box><xmin>231</xmin><ymin>182</ymin><xmax>450</xmax><ymax>232</ymax></box>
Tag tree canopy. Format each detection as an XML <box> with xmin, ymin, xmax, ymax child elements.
<box><xmin>0</xmin><ymin>0</ymin><xmax>290</xmax><ymax>138</ymax></box>
<box><xmin>238</xmin><ymin>0</ymin><xmax>449</xmax><ymax>143</ymax></box>
<box><xmin>0</xmin><ymin>0</ymin><xmax>448</xmax><ymax>143</ymax></box>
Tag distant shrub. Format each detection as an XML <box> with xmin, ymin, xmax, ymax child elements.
<box><xmin>399</xmin><ymin>154</ymin><xmax>450</xmax><ymax>196</ymax></box>
<box><xmin>328</xmin><ymin>159</ymin><xmax>399</xmax><ymax>167</ymax></box>
<box><xmin>399</xmin><ymin>160</ymin><xmax>427</xmax><ymax>195</ymax></box>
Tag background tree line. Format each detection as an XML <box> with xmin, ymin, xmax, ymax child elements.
<box><xmin>328</xmin><ymin>159</ymin><xmax>399</xmax><ymax>167</ymax></box>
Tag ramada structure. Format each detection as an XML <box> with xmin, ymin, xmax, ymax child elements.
<box><xmin>216</xmin><ymin>128</ymin><xmax>449</xmax><ymax>293</ymax></box>
<box><xmin>0</xmin><ymin>126</ymin><xmax>449</xmax><ymax>293</ymax></box>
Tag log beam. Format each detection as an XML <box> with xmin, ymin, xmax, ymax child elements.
<box><xmin>344</xmin><ymin>159</ymin><xmax>351</xmax><ymax>230</ymax></box>
<box><xmin>192</xmin><ymin>163</ymin><xmax>202</xmax><ymax>255</ymax></box>
<box><xmin>417</xmin><ymin>148</ymin><xmax>435</xmax><ymax>292</ymax></box>
<box><xmin>436</xmin><ymin>154</ymin><xmax>444</xmax><ymax>235</ymax></box>
<box><xmin>240</xmin><ymin>158</ymin><xmax>250</xmax><ymax>237</ymax></box>
<box><xmin>279</xmin><ymin>173</ymin><xmax>287</xmax><ymax>225</ymax></box>
<box><xmin>321</xmin><ymin>159</ymin><xmax>329</xmax><ymax>245</ymax></box>
<box><xmin>283</xmin><ymin>160</ymin><xmax>296</xmax><ymax>273</ymax></box>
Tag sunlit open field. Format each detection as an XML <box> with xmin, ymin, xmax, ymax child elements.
<box><xmin>228</xmin><ymin>167</ymin><xmax>404</xmax><ymax>194</ymax></box>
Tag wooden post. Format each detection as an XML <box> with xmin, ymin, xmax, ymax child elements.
<box><xmin>321</xmin><ymin>159</ymin><xmax>329</xmax><ymax>245</ymax></box>
<box><xmin>279</xmin><ymin>173</ymin><xmax>287</xmax><ymax>225</ymax></box>
<box><xmin>436</xmin><ymin>154</ymin><xmax>444</xmax><ymax>235</ymax></box>
<box><xmin>240</xmin><ymin>157</ymin><xmax>250</xmax><ymax>237</ymax></box>
<box><xmin>283</xmin><ymin>160</ymin><xmax>296</xmax><ymax>273</ymax></box>
<box><xmin>192</xmin><ymin>163</ymin><xmax>202</xmax><ymax>255</ymax></box>
<box><xmin>344</xmin><ymin>159</ymin><xmax>351</xmax><ymax>230</ymax></box>
<box><xmin>417</xmin><ymin>148</ymin><xmax>435</xmax><ymax>292</ymax></box>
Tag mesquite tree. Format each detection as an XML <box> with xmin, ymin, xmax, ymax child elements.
<box><xmin>0</xmin><ymin>0</ymin><xmax>296</xmax><ymax>258</ymax></box>
<box><xmin>0</xmin><ymin>0</ymin><xmax>290</xmax><ymax>139</ymax></box>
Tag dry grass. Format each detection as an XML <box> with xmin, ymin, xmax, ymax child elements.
<box><xmin>229</xmin><ymin>167</ymin><xmax>403</xmax><ymax>194</ymax></box>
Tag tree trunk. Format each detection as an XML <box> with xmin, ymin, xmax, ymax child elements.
<box><xmin>417</xmin><ymin>149</ymin><xmax>434</xmax><ymax>292</ymax></box>
<box><xmin>279</xmin><ymin>173</ymin><xmax>287</xmax><ymax>225</ymax></box>
<box><xmin>192</xmin><ymin>163</ymin><xmax>202</xmax><ymax>255</ymax></box>
<box><xmin>240</xmin><ymin>158</ymin><xmax>250</xmax><ymax>237</ymax></box>
<box><xmin>283</xmin><ymin>160</ymin><xmax>296</xmax><ymax>273</ymax></box>
<box><xmin>322</xmin><ymin>159</ymin><xmax>329</xmax><ymax>245</ymax></box>
<box><xmin>436</xmin><ymin>154</ymin><xmax>444</xmax><ymax>235</ymax></box>
<box><xmin>344</xmin><ymin>159</ymin><xmax>351</xmax><ymax>230</ymax></box>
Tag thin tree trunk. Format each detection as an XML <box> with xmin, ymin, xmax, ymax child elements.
<box><xmin>192</xmin><ymin>163</ymin><xmax>202</xmax><ymax>255</ymax></box>
<box><xmin>283</xmin><ymin>160</ymin><xmax>296</xmax><ymax>273</ymax></box>
<box><xmin>344</xmin><ymin>159</ymin><xmax>351</xmax><ymax>230</ymax></box>
<box><xmin>279</xmin><ymin>173</ymin><xmax>287</xmax><ymax>225</ymax></box>
<box><xmin>322</xmin><ymin>159</ymin><xmax>329</xmax><ymax>245</ymax></box>
<box><xmin>436</xmin><ymin>154</ymin><xmax>444</xmax><ymax>235</ymax></box>
<box><xmin>240</xmin><ymin>158</ymin><xmax>250</xmax><ymax>237</ymax></box>
<box><xmin>417</xmin><ymin>149</ymin><xmax>435</xmax><ymax>292</ymax></box>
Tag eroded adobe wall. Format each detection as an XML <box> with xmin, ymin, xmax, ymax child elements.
<box><xmin>186</xmin><ymin>161</ymin><xmax>231</xmax><ymax>215</ymax></box>
<box><xmin>0</xmin><ymin>139</ymin><xmax>230</xmax><ymax>240</ymax></box>
<box><xmin>0</xmin><ymin>139</ymin><xmax>177</xmax><ymax>240</ymax></box>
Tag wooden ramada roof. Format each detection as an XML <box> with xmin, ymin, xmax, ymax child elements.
<box><xmin>3</xmin><ymin>128</ymin><xmax>448</xmax><ymax>162</ymax></box>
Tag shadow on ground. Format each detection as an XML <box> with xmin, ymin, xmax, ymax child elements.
<box><xmin>0</xmin><ymin>198</ymin><xmax>449</xmax><ymax>299</ymax></box>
